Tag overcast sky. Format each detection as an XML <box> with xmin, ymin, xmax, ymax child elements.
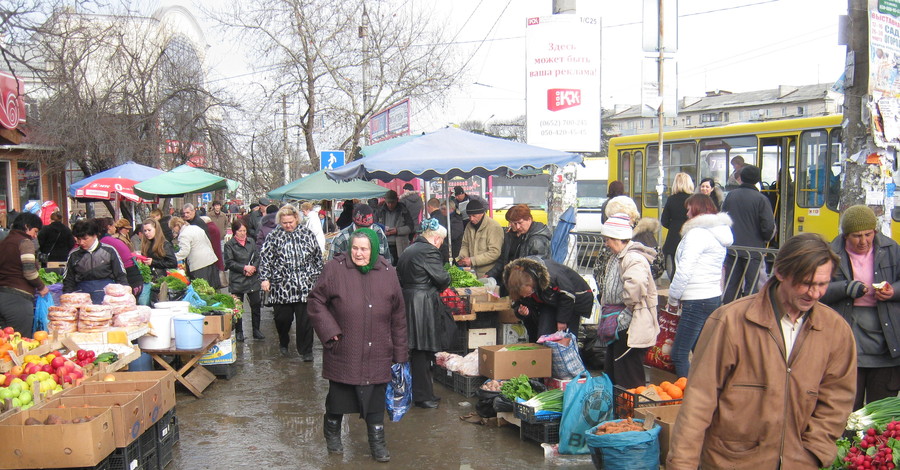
<box><xmin>190</xmin><ymin>0</ymin><xmax>849</xmax><ymax>132</ymax></box>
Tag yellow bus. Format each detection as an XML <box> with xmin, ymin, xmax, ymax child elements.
<box><xmin>608</xmin><ymin>114</ymin><xmax>894</xmax><ymax>244</ymax></box>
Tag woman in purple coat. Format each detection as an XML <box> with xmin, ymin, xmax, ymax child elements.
<box><xmin>308</xmin><ymin>228</ymin><xmax>408</xmax><ymax>463</ymax></box>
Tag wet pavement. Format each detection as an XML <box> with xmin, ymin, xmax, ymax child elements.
<box><xmin>168</xmin><ymin>307</ymin><xmax>596</xmax><ymax>469</ymax></box>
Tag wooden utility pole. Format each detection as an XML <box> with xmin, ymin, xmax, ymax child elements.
<box><xmin>841</xmin><ymin>0</ymin><xmax>870</xmax><ymax>209</ymax></box>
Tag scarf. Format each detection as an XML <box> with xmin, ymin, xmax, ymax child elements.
<box><xmin>352</xmin><ymin>228</ymin><xmax>380</xmax><ymax>274</ymax></box>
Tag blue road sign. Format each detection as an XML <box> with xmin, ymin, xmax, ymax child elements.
<box><xmin>320</xmin><ymin>150</ymin><xmax>345</xmax><ymax>170</ymax></box>
<box><xmin>201</xmin><ymin>192</ymin><xmax>212</xmax><ymax>203</ymax></box>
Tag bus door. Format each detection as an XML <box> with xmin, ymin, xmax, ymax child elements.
<box><xmin>759</xmin><ymin>136</ymin><xmax>796</xmax><ymax>248</ymax></box>
<box><xmin>617</xmin><ymin>148</ymin><xmax>644</xmax><ymax>215</ymax></box>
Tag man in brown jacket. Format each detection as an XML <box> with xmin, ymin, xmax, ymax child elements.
<box><xmin>667</xmin><ymin>233</ymin><xmax>856</xmax><ymax>470</ymax></box>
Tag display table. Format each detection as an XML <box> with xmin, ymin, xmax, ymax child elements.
<box><xmin>140</xmin><ymin>334</ymin><xmax>219</xmax><ymax>398</ymax></box>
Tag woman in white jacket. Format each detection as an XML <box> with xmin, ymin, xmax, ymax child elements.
<box><xmin>301</xmin><ymin>202</ymin><xmax>326</xmax><ymax>253</ymax></box>
<box><xmin>667</xmin><ymin>194</ymin><xmax>733</xmax><ymax>378</ymax></box>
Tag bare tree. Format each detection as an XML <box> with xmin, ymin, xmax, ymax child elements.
<box><xmin>211</xmin><ymin>0</ymin><xmax>461</xmax><ymax>170</ymax></box>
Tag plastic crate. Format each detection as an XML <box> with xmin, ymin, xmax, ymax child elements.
<box><xmin>467</xmin><ymin>310</ymin><xmax>499</xmax><ymax>329</ymax></box>
<box><xmin>513</xmin><ymin>401</ymin><xmax>562</xmax><ymax>424</ymax></box>
<box><xmin>139</xmin><ymin>425</ymin><xmax>157</xmax><ymax>459</ymax></box>
<box><xmin>440</xmin><ymin>288</ymin><xmax>471</xmax><ymax>317</ymax></box>
<box><xmin>69</xmin><ymin>457</ymin><xmax>112</xmax><ymax>470</ymax></box>
<box><xmin>204</xmin><ymin>362</ymin><xmax>237</xmax><ymax>379</ymax></box>
<box><xmin>452</xmin><ymin>372</ymin><xmax>487</xmax><ymax>398</ymax></box>
<box><xmin>447</xmin><ymin>322</ymin><xmax>468</xmax><ymax>354</ymax></box>
<box><xmin>613</xmin><ymin>385</ymin><xmax>681</xmax><ymax>418</ymax></box>
<box><xmin>434</xmin><ymin>365</ymin><xmax>454</xmax><ymax>387</ymax></box>
<box><xmin>520</xmin><ymin>420</ymin><xmax>560</xmax><ymax>444</ymax></box>
<box><xmin>156</xmin><ymin>432</ymin><xmax>175</xmax><ymax>469</ymax></box>
<box><xmin>107</xmin><ymin>439</ymin><xmax>144</xmax><ymax>470</ymax></box>
<box><xmin>155</xmin><ymin>408</ymin><xmax>177</xmax><ymax>444</ymax></box>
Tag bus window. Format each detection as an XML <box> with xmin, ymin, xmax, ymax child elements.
<box><xmin>797</xmin><ymin>130</ymin><xmax>828</xmax><ymax>208</ymax></box>
<box><xmin>699</xmin><ymin>136</ymin><xmax>756</xmax><ymax>189</ymax></box>
<box><xmin>633</xmin><ymin>151</ymin><xmax>644</xmax><ymax>212</ymax></box>
<box><xmin>646</xmin><ymin>142</ymin><xmax>697</xmax><ymax>207</ymax></box>
<box><xmin>826</xmin><ymin>130</ymin><xmax>842</xmax><ymax>212</ymax></box>
<box><xmin>619</xmin><ymin>151</ymin><xmax>631</xmax><ymax>195</ymax></box>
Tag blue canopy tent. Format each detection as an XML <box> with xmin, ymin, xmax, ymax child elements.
<box><xmin>326</xmin><ymin>127</ymin><xmax>583</xmax><ymax>262</ymax></box>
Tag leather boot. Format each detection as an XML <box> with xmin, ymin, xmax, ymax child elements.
<box><xmin>367</xmin><ymin>424</ymin><xmax>390</xmax><ymax>462</ymax></box>
<box><xmin>323</xmin><ymin>414</ymin><xmax>343</xmax><ymax>454</ymax></box>
<box><xmin>251</xmin><ymin>308</ymin><xmax>265</xmax><ymax>339</ymax></box>
<box><xmin>234</xmin><ymin>320</ymin><xmax>245</xmax><ymax>342</ymax></box>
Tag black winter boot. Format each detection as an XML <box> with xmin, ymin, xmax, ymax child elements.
<box><xmin>367</xmin><ymin>424</ymin><xmax>390</xmax><ymax>462</ymax></box>
<box><xmin>234</xmin><ymin>321</ymin><xmax>244</xmax><ymax>342</ymax></box>
<box><xmin>323</xmin><ymin>414</ymin><xmax>343</xmax><ymax>454</ymax></box>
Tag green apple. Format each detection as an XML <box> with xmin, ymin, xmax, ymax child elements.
<box><xmin>34</xmin><ymin>371</ymin><xmax>50</xmax><ymax>381</ymax></box>
<box><xmin>10</xmin><ymin>397</ymin><xmax>20</xmax><ymax>408</ymax></box>
<box><xmin>0</xmin><ymin>388</ymin><xmax>12</xmax><ymax>400</ymax></box>
<box><xmin>7</xmin><ymin>382</ymin><xmax>22</xmax><ymax>395</ymax></box>
<box><xmin>18</xmin><ymin>390</ymin><xmax>31</xmax><ymax>405</ymax></box>
<box><xmin>20</xmin><ymin>403</ymin><xmax>32</xmax><ymax>410</ymax></box>
<box><xmin>25</xmin><ymin>375</ymin><xmax>38</xmax><ymax>388</ymax></box>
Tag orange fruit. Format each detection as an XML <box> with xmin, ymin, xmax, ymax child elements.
<box><xmin>635</xmin><ymin>386</ymin><xmax>647</xmax><ymax>395</ymax></box>
<box><xmin>660</xmin><ymin>381</ymin><xmax>674</xmax><ymax>389</ymax></box>
<box><xmin>658</xmin><ymin>392</ymin><xmax>672</xmax><ymax>400</ymax></box>
<box><xmin>667</xmin><ymin>386</ymin><xmax>683</xmax><ymax>399</ymax></box>
<box><xmin>675</xmin><ymin>377</ymin><xmax>688</xmax><ymax>390</ymax></box>
<box><xmin>33</xmin><ymin>331</ymin><xmax>48</xmax><ymax>342</ymax></box>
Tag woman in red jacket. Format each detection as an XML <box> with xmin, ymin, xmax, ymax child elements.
<box><xmin>307</xmin><ymin>229</ymin><xmax>408</xmax><ymax>463</ymax></box>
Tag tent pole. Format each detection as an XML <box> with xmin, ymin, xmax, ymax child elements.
<box><xmin>444</xmin><ymin>178</ymin><xmax>453</xmax><ymax>265</ymax></box>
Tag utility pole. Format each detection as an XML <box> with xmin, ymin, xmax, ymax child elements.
<box><xmin>359</xmin><ymin>5</ymin><xmax>370</xmax><ymax>152</ymax></box>
<box><xmin>282</xmin><ymin>94</ymin><xmax>290</xmax><ymax>185</ymax></box>
<box><xmin>553</xmin><ymin>0</ymin><xmax>575</xmax><ymax>14</ymax></box>
<box><xmin>841</xmin><ymin>0</ymin><xmax>869</xmax><ymax>210</ymax></box>
<box><xmin>656</xmin><ymin>0</ymin><xmax>666</xmax><ymax>213</ymax></box>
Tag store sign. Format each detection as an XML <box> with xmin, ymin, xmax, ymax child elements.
<box><xmin>0</xmin><ymin>71</ymin><xmax>26</xmax><ymax>130</ymax></box>
<box><xmin>525</xmin><ymin>15</ymin><xmax>601</xmax><ymax>152</ymax></box>
<box><xmin>369</xmin><ymin>99</ymin><xmax>410</xmax><ymax>144</ymax></box>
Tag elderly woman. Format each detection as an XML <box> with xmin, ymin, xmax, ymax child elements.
<box><xmin>259</xmin><ymin>204</ymin><xmax>324</xmax><ymax>361</ymax></box>
<box><xmin>823</xmin><ymin>205</ymin><xmax>900</xmax><ymax>408</ymax></box>
<box><xmin>599</xmin><ymin>213</ymin><xmax>660</xmax><ymax>388</ymax></box>
<box><xmin>504</xmin><ymin>256</ymin><xmax>594</xmax><ymax>343</ymax></box>
<box><xmin>224</xmin><ymin>219</ymin><xmax>263</xmax><ymax>342</ymax></box>
<box><xmin>63</xmin><ymin>219</ymin><xmax>128</xmax><ymax>304</ymax></box>
<box><xmin>397</xmin><ymin>219</ymin><xmax>450</xmax><ymax>409</ymax></box>
<box><xmin>667</xmin><ymin>194</ymin><xmax>733</xmax><ymax>378</ymax></box>
<box><xmin>308</xmin><ymin>229</ymin><xmax>407</xmax><ymax>462</ymax></box>
<box><xmin>593</xmin><ymin>195</ymin><xmax>662</xmax><ymax>293</ymax></box>
<box><xmin>97</xmin><ymin>217</ymin><xmax>143</xmax><ymax>294</ymax></box>
<box><xmin>661</xmin><ymin>172</ymin><xmax>694</xmax><ymax>280</ymax></box>
<box><xmin>0</xmin><ymin>213</ymin><xmax>48</xmax><ymax>335</ymax></box>
<box><xmin>139</xmin><ymin>218</ymin><xmax>177</xmax><ymax>278</ymax></box>
<box><xmin>168</xmin><ymin>216</ymin><xmax>220</xmax><ymax>289</ymax></box>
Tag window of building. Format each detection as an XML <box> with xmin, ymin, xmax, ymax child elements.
<box><xmin>700</xmin><ymin>113</ymin><xmax>718</xmax><ymax>123</ymax></box>
<box><xmin>0</xmin><ymin>162</ymin><xmax>10</xmax><ymax>217</ymax></box>
<box><xmin>797</xmin><ymin>130</ymin><xmax>829</xmax><ymax>208</ymax></box>
<box><xmin>17</xmin><ymin>161</ymin><xmax>40</xmax><ymax>206</ymax></box>
<box><xmin>723</xmin><ymin>112</ymin><xmax>729</xmax><ymax>122</ymax></box>
<box><xmin>645</xmin><ymin>142</ymin><xmax>697</xmax><ymax>207</ymax></box>
<box><xmin>782</xmin><ymin>107</ymin><xmax>787</xmax><ymax>117</ymax></box>
<box><xmin>797</xmin><ymin>106</ymin><xmax>805</xmax><ymax>116</ymax></box>
<box><xmin>685</xmin><ymin>116</ymin><xmax>691</xmax><ymax>126</ymax></box>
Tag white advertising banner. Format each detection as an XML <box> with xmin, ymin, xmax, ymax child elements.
<box><xmin>526</xmin><ymin>15</ymin><xmax>601</xmax><ymax>152</ymax></box>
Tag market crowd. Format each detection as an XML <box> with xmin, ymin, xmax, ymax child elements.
<box><xmin>0</xmin><ymin>171</ymin><xmax>896</xmax><ymax>467</ymax></box>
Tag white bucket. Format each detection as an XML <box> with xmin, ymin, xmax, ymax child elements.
<box><xmin>138</xmin><ymin>308</ymin><xmax>178</xmax><ymax>350</ymax></box>
<box><xmin>153</xmin><ymin>301</ymin><xmax>191</xmax><ymax>338</ymax></box>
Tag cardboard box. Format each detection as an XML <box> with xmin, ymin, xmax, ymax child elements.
<box><xmin>199</xmin><ymin>333</ymin><xmax>236</xmax><ymax>365</ymax></box>
<box><xmin>83</xmin><ymin>371</ymin><xmax>176</xmax><ymax>417</ymax></box>
<box><xmin>477</xmin><ymin>344</ymin><xmax>552</xmax><ymax>380</ymax></box>
<box><xmin>202</xmin><ymin>312</ymin><xmax>234</xmax><ymax>340</ymax></box>
<box><xmin>636</xmin><ymin>404</ymin><xmax>682</xmax><ymax>465</ymax></box>
<box><xmin>63</xmin><ymin>380</ymin><xmax>165</xmax><ymax>427</ymax></box>
<box><xmin>40</xmin><ymin>393</ymin><xmax>144</xmax><ymax>447</ymax></box>
<box><xmin>501</xmin><ymin>323</ymin><xmax>528</xmax><ymax>345</ymax></box>
<box><xmin>468</xmin><ymin>328</ymin><xmax>497</xmax><ymax>349</ymax></box>
<box><xmin>498</xmin><ymin>308</ymin><xmax>519</xmax><ymax>324</ymax></box>
<box><xmin>0</xmin><ymin>407</ymin><xmax>116</xmax><ymax>469</ymax></box>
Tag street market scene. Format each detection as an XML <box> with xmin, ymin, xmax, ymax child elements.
<box><xmin>0</xmin><ymin>0</ymin><xmax>899</xmax><ymax>469</ymax></box>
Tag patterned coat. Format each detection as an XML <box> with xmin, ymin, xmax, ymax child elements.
<box><xmin>259</xmin><ymin>225</ymin><xmax>323</xmax><ymax>304</ymax></box>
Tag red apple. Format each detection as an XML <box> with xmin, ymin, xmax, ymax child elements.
<box><xmin>40</xmin><ymin>364</ymin><xmax>53</xmax><ymax>374</ymax></box>
<box><xmin>3</xmin><ymin>375</ymin><xmax>12</xmax><ymax>387</ymax></box>
<box><xmin>50</xmin><ymin>356</ymin><xmax>66</xmax><ymax>370</ymax></box>
<box><xmin>61</xmin><ymin>373</ymin><xmax>74</xmax><ymax>384</ymax></box>
<box><xmin>23</xmin><ymin>363</ymin><xmax>39</xmax><ymax>375</ymax></box>
<box><xmin>60</xmin><ymin>362</ymin><xmax>74</xmax><ymax>374</ymax></box>
<box><xmin>2</xmin><ymin>327</ymin><xmax>14</xmax><ymax>335</ymax></box>
<box><xmin>70</xmin><ymin>369</ymin><xmax>83</xmax><ymax>380</ymax></box>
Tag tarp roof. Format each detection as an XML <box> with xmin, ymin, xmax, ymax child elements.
<box><xmin>267</xmin><ymin>170</ymin><xmax>388</xmax><ymax>201</ymax></box>
<box><xmin>133</xmin><ymin>164</ymin><xmax>240</xmax><ymax>199</ymax></box>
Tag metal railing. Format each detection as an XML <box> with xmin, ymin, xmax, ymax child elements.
<box><xmin>562</xmin><ymin>231</ymin><xmax>606</xmax><ymax>275</ymax></box>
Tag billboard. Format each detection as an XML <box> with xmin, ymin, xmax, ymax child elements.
<box><xmin>0</xmin><ymin>71</ymin><xmax>26</xmax><ymax>130</ymax></box>
<box><xmin>369</xmin><ymin>99</ymin><xmax>411</xmax><ymax>144</ymax></box>
<box><xmin>525</xmin><ymin>15</ymin><xmax>601</xmax><ymax>152</ymax></box>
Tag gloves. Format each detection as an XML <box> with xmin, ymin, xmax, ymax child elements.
<box><xmin>847</xmin><ymin>280</ymin><xmax>867</xmax><ymax>299</ymax></box>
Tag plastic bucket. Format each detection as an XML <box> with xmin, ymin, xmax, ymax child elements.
<box><xmin>137</xmin><ymin>308</ymin><xmax>177</xmax><ymax>350</ymax></box>
<box><xmin>173</xmin><ymin>313</ymin><xmax>204</xmax><ymax>349</ymax></box>
<box><xmin>153</xmin><ymin>301</ymin><xmax>190</xmax><ymax>338</ymax></box>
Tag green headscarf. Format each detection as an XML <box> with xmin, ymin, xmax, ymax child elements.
<box><xmin>351</xmin><ymin>228</ymin><xmax>380</xmax><ymax>274</ymax></box>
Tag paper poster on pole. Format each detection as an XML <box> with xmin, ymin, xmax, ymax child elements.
<box><xmin>525</xmin><ymin>15</ymin><xmax>601</xmax><ymax>152</ymax></box>
<box><xmin>868</xmin><ymin>0</ymin><xmax>900</xmax><ymax>148</ymax></box>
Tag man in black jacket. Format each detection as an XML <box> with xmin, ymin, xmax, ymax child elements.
<box><xmin>38</xmin><ymin>212</ymin><xmax>75</xmax><ymax>263</ymax></box>
<box><xmin>721</xmin><ymin>164</ymin><xmax>776</xmax><ymax>303</ymax></box>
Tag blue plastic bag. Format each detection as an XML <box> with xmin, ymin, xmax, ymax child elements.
<box><xmin>584</xmin><ymin>419</ymin><xmax>661</xmax><ymax>470</ymax></box>
<box><xmin>183</xmin><ymin>285</ymin><xmax>207</xmax><ymax>308</ymax></box>
<box><xmin>138</xmin><ymin>282</ymin><xmax>152</xmax><ymax>306</ymax></box>
<box><xmin>386</xmin><ymin>362</ymin><xmax>412</xmax><ymax>422</ymax></box>
<box><xmin>558</xmin><ymin>370</ymin><xmax>615</xmax><ymax>455</ymax></box>
<box><xmin>33</xmin><ymin>292</ymin><xmax>53</xmax><ymax>332</ymax></box>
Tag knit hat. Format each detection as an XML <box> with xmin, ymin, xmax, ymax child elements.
<box><xmin>601</xmin><ymin>213</ymin><xmax>633</xmax><ymax>240</ymax></box>
<box><xmin>454</xmin><ymin>186</ymin><xmax>465</xmax><ymax>196</ymax></box>
<box><xmin>353</xmin><ymin>204</ymin><xmax>375</xmax><ymax>227</ymax></box>
<box><xmin>841</xmin><ymin>205</ymin><xmax>877</xmax><ymax>235</ymax></box>
<box><xmin>739</xmin><ymin>165</ymin><xmax>761</xmax><ymax>185</ymax></box>
<box><xmin>466</xmin><ymin>198</ymin><xmax>486</xmax><ymax>215</ymax></box>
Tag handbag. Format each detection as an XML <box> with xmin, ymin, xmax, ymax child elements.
<box><xmin>558</xmin><ymin>369</ymin><xmax>615</xmax><ymax>455</ymax></box>
<box><xmin>386</xmin><ymin>362</ymin><xmax>412</xmax><ymax>422</ymax></box>
<box><xmin>436</xmin><ymin>301</ymin><xmax>458</xmax><ymax>351</ymax></box>
<box><xmin>644</xmin><ymin>306</ymin><xmax>680</xmax><ymax>372</ymax></box>
<box><xmin>580</xmin><ymin>335</ymin><xmax>607</xmax><ymax>371</ymax></box>
<box><xmin>597</xmin><ymin>304</ymin><xmax>625</xmax><ymax>346</ymax></box>
<box><xmin>542</xmin><ymin>330</ymin><xmax>586</xmax><ymax>380</ymax></box>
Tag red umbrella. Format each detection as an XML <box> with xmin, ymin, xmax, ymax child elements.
<box><xmin>73</xmin><ymin>177</ymin><xmax>157</xmax><ymax>203</ymax></box>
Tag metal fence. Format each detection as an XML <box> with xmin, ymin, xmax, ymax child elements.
<box><xmin>563</xmin><ymin>232</ymin><xmax>778</xmax><ymax>305</ymax></box>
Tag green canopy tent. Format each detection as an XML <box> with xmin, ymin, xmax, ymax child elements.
<box><xmin>133</xmin><ymin>164</ymin><xmax>240</xmax><ymax>199</ymax></box>
<box><xmin>266</xmin><ymin>170</ymin><xmax>388</xmax><ymax>201</ymax></box>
